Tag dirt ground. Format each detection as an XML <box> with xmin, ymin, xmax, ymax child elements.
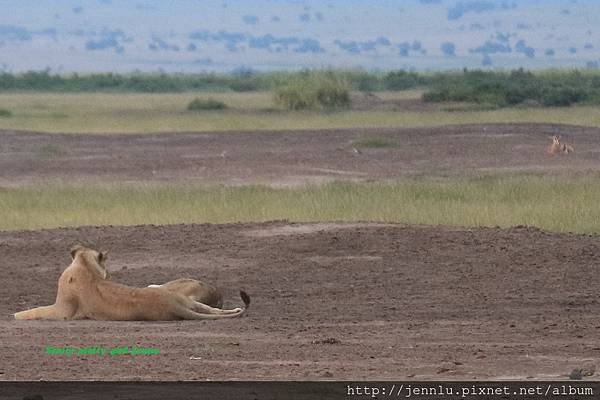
<box><xmin>1</xmin><ymin>122</ymin><xmax>599</xmax><ymax>381</ymax></box>
<box><xmin>1</xmin><ymin>221</ymin><xmax>599</xmax><ymax>380</ymax></box>
<box><xmin>0</xmin><ymin>123</ymin><xmax>598</xmax><ymax>187</ymax></box>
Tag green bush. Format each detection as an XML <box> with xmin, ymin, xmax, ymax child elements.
<box><xmin>422</xmin><ymin>69</ymin><xmax>599</xmax><ymax>108</ymax></box>
<box><xmin>0</xmin><ymin>109</ymin><xmax>11</xmax><ymax>117</ymax></box>
<box><xmin>274</xmin><ymin>71</ymin><xmax>351</xmax><ymax>110</ymax></box>
<box><xmin>355</xmin><ymin>72</ymin><xmax>383</xmax><ymax>92</ymax></box>
<box><xmin>541</xmin><ymin>87</ymin><xmax>585</xmax><ymax>106</ymax></box>
<box><xmin>187</xmin><ymin>98</ymin><xmax>227</xmax><ymax>111</ymax></box>
<box><xmin>0</xmin><ymin>69</ymin><xmax>599</xmax><ymax>109</ymax></box>
<box><xmin>383</xmin><ymin>70</ymin><xmax>421</xmax><ymax>90</ymax></box>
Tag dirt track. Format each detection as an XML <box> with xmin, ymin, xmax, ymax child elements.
<box><xmin>0</xmin><ymin>123</ymin><xmax>599</xmax><ymax>186</ymax></box>
<box><xmin>1</xmin><ymin>221</ymin><xmax>599</xmax><ymax>380</ymax></box>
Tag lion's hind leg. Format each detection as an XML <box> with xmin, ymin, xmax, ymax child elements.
<box><xmin>189</xmin><ymin>300</ymin><xmax>243</xmax><ymax>315</ymax></box>
<box><xmin>190</xmin><ymin>291</ymin><xmax>250</xmax><ymax>315</ymax></box>
<box><xmin>175</xmin><ymin>306</ymin><xmax>245</xmax><ymax>320</ymax></box>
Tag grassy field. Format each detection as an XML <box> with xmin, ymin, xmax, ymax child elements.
<box><xmin>1</xmin><ymin>89</ymin><xmax>598</xmax><ymax>235</ymax></box>
<box><xmin>2</xmin><ymin>91</ymin><xmax>600</xmax><ymax>133</ymax></box>
<box><xmin>1</xmin><ymin>174</ymin><xmax>599</xmax><ymax>234</ymax></box>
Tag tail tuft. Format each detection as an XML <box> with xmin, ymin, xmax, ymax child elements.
<box><xmin>240</xmin><ymin>290</ymin><xmax>251</xmax><ymax>308</ymax></box>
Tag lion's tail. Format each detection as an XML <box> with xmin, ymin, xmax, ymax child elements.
<box><xmin>239</xmin><ymin>290</ymin><xmax>251</xmax><ymax>309</ymax></box>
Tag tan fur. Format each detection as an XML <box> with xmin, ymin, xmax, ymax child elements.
<box><xmin>148</xmin><ymin>278</ymin><xmax>223</xmax><ymax>308</ymax></box>
<box><xmin>548</xmin><ymin>135</ymin><xmax>562</xmax><ymax>155</ymax></box>
<box><xmin>14</xmin><ymin>246</ymin><xmax>247</xmax><ymax>321</ymax></box>
<box><xmin>548</xmin><ymin>135</ymin><xmax>574</xmax><ymax>155</ymax></box>
<box><xmin>561</xmin><ymin>142</ymin><xmax>574</xmax><ymax>154</ymax></box>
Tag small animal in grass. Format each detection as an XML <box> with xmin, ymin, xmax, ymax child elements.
<box><xmin>548</xmin><ymin>135</ymin><xmax>574</xmax><ymax>155</ymax></box>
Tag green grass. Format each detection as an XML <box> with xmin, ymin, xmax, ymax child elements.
<box><xmin>187</xmin><ymin>97</ymin><xmax>228</xmax><ymax>111</ymax></box>
<box><xmin>1</xmin><ymin>175</ymin><xmax>599</xmax><ymax>234</ymax></box>
<box><xmin>353</xmin><ymin>136</ymin><xmax>400</xmax><ymax>148</ymax></box>
<box><xmin>2</xmin><ymin>91</ymin><xmax>600</xmax><ymax>133</ymax></box>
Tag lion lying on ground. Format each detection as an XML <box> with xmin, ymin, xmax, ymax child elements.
<box><xmin>14</xmin><ymin>245</ymin><xmax>249</xmax><ymax>321</ymax></box>
<box><xmin>548</xmin><ymin>135</ymin><xmax>574</xmax><ymax>155</ymax></box>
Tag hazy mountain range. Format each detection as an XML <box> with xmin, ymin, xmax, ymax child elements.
<box><xmin>0</xmin><ymin>0</ymin><xmax>598</xmax><ymax>73</ymax></box>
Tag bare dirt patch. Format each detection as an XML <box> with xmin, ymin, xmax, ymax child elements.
<box><xmin>1</xmin><ymin>123</ymin><xmax>599</xmax><ymax>186</ymax></box>
<box><xmin>242</xmin><ymin>222</ymin><xmax>393</xmax><ymax>237</ymax></box>
<box><xmin>1</xmin><ymin>222</ymin><xmax>599</xmax><ymax>380</ymax></box>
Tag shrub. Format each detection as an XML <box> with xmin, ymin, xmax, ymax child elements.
<box><xmin>422</xmin><ymin>69</ymin><xmax>597</xmax><ymax>108</ymax></box>
<box><xmin>122</xmin><ymin>75</ymin><xmax>181</xmax><ymax>92</ymax></box>
<box><xmin>355</xmin><ymin>72</ymin><xmax>383</xmax><ymax>92</ymax></box>
<box><xmin>0</xmin><ymin>109</ymin><xmax>11</xmax><ymax>117</ymax></box>
<box><xmin>187</xmin><ymin>98</ymin><xmax>227</xmax><ymax>111</ymax></box>
<box><xmin>383</xmin><ymin>70</ymin><xmax>421</xmax><ymax>90</ymax></box>
<box><xmin>541</xmin><ymin>87</ymin><xmax>586</xmax><ymax>107</ymax></box>
<box><xmin>274</xmin><ymin>71</ymin><xmax>351</xmax><ymax>110</ymax></box>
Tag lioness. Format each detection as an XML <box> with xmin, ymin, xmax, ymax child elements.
<box><xmin>77</xmin><ymin>248</ymin><xmax>238</xmax><ymax>310</ymax></box>
<box><xmin>70</xmin><ymin>249</ymin><xmax>228</xmax><ymax>309</ymax></box>
<box><xmin>548</xmin><ymin>135</ymin><xmax>562</xmax><ymax>155</ymax></box>
<box><xmin>14</xmin><ymin>245</ymin><xmax>249</xmax><ymax>321</ymax></box>
<box><xmin>548</xmin><ymin>135</ymin><xmax>574</xmax><ymax>155</ymax></box>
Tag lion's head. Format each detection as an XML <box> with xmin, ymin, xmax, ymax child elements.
<box><xmin>70</xmin><ymin>244</ymin><xmax>109</xmax><ymax>280</ymax></box>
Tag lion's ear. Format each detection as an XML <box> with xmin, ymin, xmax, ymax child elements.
<box><xmin>98</xmin><ymin>250</ymin><xmax>109</xmax><ymax>262</ymax></box>
<box><xmin>70</xmin><ymin>245</ymin><xmax>84</xmax><ymax>260</ymax></box>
